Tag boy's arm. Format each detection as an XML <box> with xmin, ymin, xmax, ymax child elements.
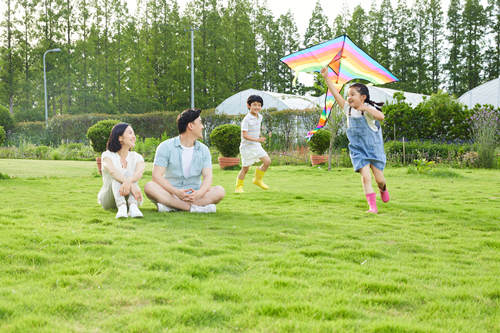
<box><xmin>242</xmin><ymin>130</ymin><xmax>265</xmax><ymax>142</ymax></box>
<box><xmin>320</xmin><ymin>67</ymin><xmax>346</xmax><ymax>109</ymax></box>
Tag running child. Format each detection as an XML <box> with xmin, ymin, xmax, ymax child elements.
<box><xmin>320</xmin><ymin>67</ymin><xmax>390</xmax><ymax>213</ymax></box>
<box><xmin>235</xmin><ymin>95</ymin><xmax>271</xmax><ymax>193</ymax></box>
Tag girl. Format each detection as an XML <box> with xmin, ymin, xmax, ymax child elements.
<box><xmin>321</xmin><ymin>67</ymin><xmax>390</xmax><ymax>213</ymax></box>
<box><xmin>98</xmin><ymin>123</ymin><xmax>145</xmax><ymax>218</ymax></box>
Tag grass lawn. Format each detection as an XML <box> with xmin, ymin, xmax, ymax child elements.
<box><xmin>0</xmin><ymin>159</ymin><xmax>499</xmax><ymax>332</ymax></box>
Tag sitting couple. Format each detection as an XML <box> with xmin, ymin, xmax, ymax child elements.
<box><xmin>97</xmin><ymin>109</ymin><xmax>225</xmax><ymax>218</ymax></box>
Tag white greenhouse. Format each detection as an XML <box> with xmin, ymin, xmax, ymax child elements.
<box><xmin>215</xmin><ymin>88</ymin><xmax>321</xmax><ymax>115</ymax></box>
<box><xmin>459</xmin><ymin>77</ymin><xmax>500</xmax><ymax>109</ymax></box>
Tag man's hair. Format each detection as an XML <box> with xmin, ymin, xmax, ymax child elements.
<box><xmin>247</xmin><ymin>95</ymin><xmax>264</xmax><ymax>107</ymax></box>
<box><xmin>177</xmin><ymin>108</ymin><xmax>202</xmax><ymax>134</ymax></box>
<box><xmin>107</xmin><ymin>122</ymin><xmax>130</xmax><ymax>152</ymax></box>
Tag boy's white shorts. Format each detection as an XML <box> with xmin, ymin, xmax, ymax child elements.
<box><xmin>240</xmin><ymin>144</ymin><xmax>268</xmax><ymax>167</ymax></box>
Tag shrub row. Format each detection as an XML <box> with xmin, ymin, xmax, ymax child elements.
<box><xmin>10</xmin><ymin>109</ymin><xmax>320</xmax><ymax>149</ymax></box>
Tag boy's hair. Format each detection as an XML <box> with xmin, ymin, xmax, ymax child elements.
<box><xmin>107</xmin><ymin>123</ymin><xmax>131</xmax><ymax>152</ymax></box>
<box><xmin>247</xmin><ymin>95</ymin><xmax>264</xmax><ymax>107</ymax></box>
<box><xmin>350</xmin><ymin>83</ymin><xmax>384</xmax><ymax>111</ymax></box>
<box><xmin>177</xmin><ymin>108</ymin><xmax>202</xmax><ymax>134</ymax></box>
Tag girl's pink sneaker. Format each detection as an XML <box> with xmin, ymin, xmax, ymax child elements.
<box><xmin>380</xmin><ymin>189</ymin><xmax>390</xmax><ymax>203</ymax></box>
<box><xmin>365</xmin><ymin>193</ymin><xmax>378</xmax><ymax>214</ymax></box>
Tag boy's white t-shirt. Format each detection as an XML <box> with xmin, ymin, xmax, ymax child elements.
<box><xmin>180</xmin><ymin>144</ymin><xmax>195</xmax><ymax>178</ymax></box>
<box><xmin>240</xmin><ymin>112</ymin><xmax>263</xmax><ymax>148</ymax></box>
<box><xmin>344</xmin><ymin>103</ymin><xmax>378</xmax><ymax>132</ymax></box>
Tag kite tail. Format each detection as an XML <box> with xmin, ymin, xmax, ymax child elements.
<box><xmin>305</xmin><ymin>89</ymin><xmax>335</xmax><ymax>140</ymax></box>
<box><xmin>292</xmin><ymin>71</ymin><xmax>299</xmax><ymax>86</ymax></box>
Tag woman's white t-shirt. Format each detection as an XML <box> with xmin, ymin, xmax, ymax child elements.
<box><xmin>100</xmin><ymin>150</ymin><xmax>144</xmax><ymax>189</ymax></box>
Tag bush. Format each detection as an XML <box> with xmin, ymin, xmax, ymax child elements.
<box><xmin>209</xmin><ymin>124</ymin><xmax>241</xmax><ymax>157</ymax></box>
<box><xmin>86</xmin><ymin>119</ymin><xmax>121</xmax><ymax>154</ymax></box>
<box><xmin>0</xmin><ymin>105</ymin><xmax>15</xmax><ymax>133</ymax></box>
<box><xmin>384</xmin><ymin>140</ymin><xmax>475</xmax><ymax>166</ymax></box>
<box><xmin>0</xmin><ymin>126</ymin><xmax>5</xmax><ymax>146</ymax></box>
<box><xmin>307</xmin><ymin>129</ymin><xmax>331</xmax><ymax>154</ymax></box>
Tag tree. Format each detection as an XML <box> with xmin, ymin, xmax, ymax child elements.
<box><xmin>484</xmin><ymin>0</ymin><xmax>499</xmax><ymax>80</ymax></box>
<box><xmin>414</xmin><ymin>0</ymin><xmax>432</xmax><ymax>94</ymax></box>
<box><xmin>392</xmin><ymin>0</ymin><xmax>418</xmax><ymax>92</ymax></box>
<box><xmin>428</xmin><ymin>0</ymin><xmax>443</xmax><ymax>92</ymax></box>
<box><xmin>303</xmin><ymin>0</ymin><xmax>331</xmax><ymax>47</ymax></box>
<box><xmin>462</xmin><ymin>0</ymin><xmax>487</xmax><ymax>91</ymax></box>
<box><xmin>346</xmin><ymin>5</ymin><xmax>367</xmax><ymax>49</ymax></box>
<box><xmin>445</xmin><ymin>0</ymin><xmax>466</xmax><ymax>95</ymax></box>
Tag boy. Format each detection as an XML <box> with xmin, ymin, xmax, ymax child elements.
<box><xmin>235</xmin><ymin>95</ymin><xmax>271</xmax><ymax>193</ymax></box>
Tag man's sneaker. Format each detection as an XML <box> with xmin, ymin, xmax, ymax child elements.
<box><xmin>157</xmin><ymin>203</ymin><xmax>176</xmax><ymax>213</ymax></box>
<box><xmin>190</xmin><ymin>204</ymin><xmax>216</xmax><ymax>213</ymax></box>
<box><xmin>128</xmin><ymin>204</ymin><xmax>143</xmax><ymax>218</ymax></box>
<box><xmin>115</xmin><ymin>205</ymin><xmax>128</xmax><ymax>219</ymax></box>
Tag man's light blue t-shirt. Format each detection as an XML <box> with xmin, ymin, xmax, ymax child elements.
<box><xmin>153</xmin><ymin>136</ymin><xmax>212</xmax><ymax>190</ymax></box>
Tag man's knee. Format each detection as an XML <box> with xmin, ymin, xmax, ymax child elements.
<box><xmin>144</xmin><ymin>181</ymin><xmax>159</xmax><ymax>198</ymax></box>
<box><xmin>213</xmin><ymin>185</ymin><xmax>225</xmax><ymax>202</ymax></box>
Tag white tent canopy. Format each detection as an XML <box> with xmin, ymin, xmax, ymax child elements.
<box><xmin>459</xmin><ymin>77</ymin><xmax>500</xmax><ymax>109</ymax></box>
<box><xmin>215</xmin><ymin>88</ymin><xmax>321</xmax><ymax>115</ymax></box>
<box><xmin>319</xmin><ymin>85</ymin><xmax>428</xmax><ymax>107</ymax></box>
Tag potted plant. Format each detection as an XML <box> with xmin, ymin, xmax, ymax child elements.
<box><xmin>209</xmin><ymin>124</ymin><xmax>241</xmax><ymax>169</ymax></box>
<box><xmin>86</xmin><ymin>119</ymin><xmax>120</xmax><ymax>174</ymax></box>
<box><xmin>307</xmin><ymin>129</ymin><xmax>331</xmax><ymax>166</ymax></box>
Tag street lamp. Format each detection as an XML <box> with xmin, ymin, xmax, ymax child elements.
<box><xmin>185</xmin><ymin>27</ymin><xmax>198</xmax><ymax>109</ymax></box>
<box><xmin>43</xmin><ymin>48</ymin><xmax>61</xmax><ymax>128</ymax></box>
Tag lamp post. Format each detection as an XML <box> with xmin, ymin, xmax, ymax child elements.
<box><xmin>185</xmin><ymin>27</ymin><xmax>198</xmax><ymax>109</ymax></box>
<box><xmin>43</xmin><ymin>48</ymin><xmax>61</xmax><ymax>128</ymax></box>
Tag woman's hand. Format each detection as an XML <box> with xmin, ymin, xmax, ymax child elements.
<box><xmin>120</xmin><ymin>179</ymin><xmax>132</xmax><ymax>196</ymax></box>
<box><xmin>131</xmin><ymin>185</ymin><xmax>143</xmax><ymax>202</ymax></box>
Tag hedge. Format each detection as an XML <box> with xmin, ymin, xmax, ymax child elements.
<box><xmin>10</xmin><ymin>109</ymin><xmax>321</xmax><ymax>150</ymax></box>
<box><xmin>384</xmin><ymin>140</ymin><xmax>475</xmax><ymax>163</ymax></box>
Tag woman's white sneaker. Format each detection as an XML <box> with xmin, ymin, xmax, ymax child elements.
<box><xmin>128</xmin><ymin>204</ymin><xmax>143</xmax><ymax>218</ymax></box>
<box><xmin>115</xmin><ymin>205</ymin><xmax>128</xmax><ymax>219</ymax></box>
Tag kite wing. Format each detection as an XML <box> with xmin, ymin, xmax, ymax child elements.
<box><xmin>280</xmin><ymin>35</ymin><xmax>398</xmax><ymax>138</ymax></box>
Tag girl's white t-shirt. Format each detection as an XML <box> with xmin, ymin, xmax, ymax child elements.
<box><xmin>180</xmin><ymin>144</ymin><xmax>195</xmax><ymax>178</ymax></box>
<box><xmin>344</xmin><ymin>103</ymin><xmax>378</xmax><ymax>132</ymax></box>
<box><xmin>100</xmin><ymin>150</ymin><xmax>144</xmax><ymax>187</ymax></box>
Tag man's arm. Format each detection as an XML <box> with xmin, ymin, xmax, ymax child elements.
<box><xmin>186</xmin><ymin>167</ymin><xmax>212</xmax><ymax>202</ymax></box>
<box><xmin>152</xmin><ymin>165</ymin><xmax>190</xmax><ymax>200</ymax></box>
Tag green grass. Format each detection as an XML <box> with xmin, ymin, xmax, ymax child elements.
<box><xmin>0</xmin><ymin>159</ymin><xmax>499</xmax><ymax>332</ymax></box>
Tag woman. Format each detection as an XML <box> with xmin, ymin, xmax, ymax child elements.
<box><xmin>97</xmin><ymin>123</ymin><xmax>145</xmax><ymax>218</ymax></box>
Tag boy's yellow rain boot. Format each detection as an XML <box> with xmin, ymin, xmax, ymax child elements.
<box><xmin>235</xmin><ymin>178</ymin><xmax>244</xmax><ymax>193</ymax></box>
<box><xmin>252</xmin><ymin>168</ymin><xmax>269</xmax><ymax>190</ymax></box>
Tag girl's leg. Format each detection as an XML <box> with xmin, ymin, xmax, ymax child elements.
<box><xmin>360</xmin><ymin>165</ymin><xmax>377</xmax><ymax>213</ymax></box>
<box><xmin>359</xmin><ymin>165</ymin><xmax>374</xmax><ymax>194</ymax></box>
<box><xmin>370</xmin><ymin>165</ymin><xmax>390</xmax><ymax>203</ymax></box>
<box><xmin>370</xmin><ymin>164</ymin><xmax>386</xmax><ymax>190</ymax></box>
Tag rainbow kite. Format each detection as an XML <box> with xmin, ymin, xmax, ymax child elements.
<box><xmin>280</xmin><ymin>34</ymin><xmax>398</xmax><ymax>138</ymax></box>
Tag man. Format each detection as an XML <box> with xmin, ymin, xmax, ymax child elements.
<box><xmin>144</xmin><ymin>109</ymin><xmax>225</xmax><ymax>213</ymax></box>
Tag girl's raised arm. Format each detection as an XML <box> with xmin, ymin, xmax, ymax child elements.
<box><xmin>320</xmin><ymin>67</ymin><xmax>345</xmax><ymax>109</ymax></box>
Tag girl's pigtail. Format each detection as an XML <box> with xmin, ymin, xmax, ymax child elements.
<box><xmin>366</xmin><ymin>99</ymin><xmax>384</xmax><ymax>111</ymax></box>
